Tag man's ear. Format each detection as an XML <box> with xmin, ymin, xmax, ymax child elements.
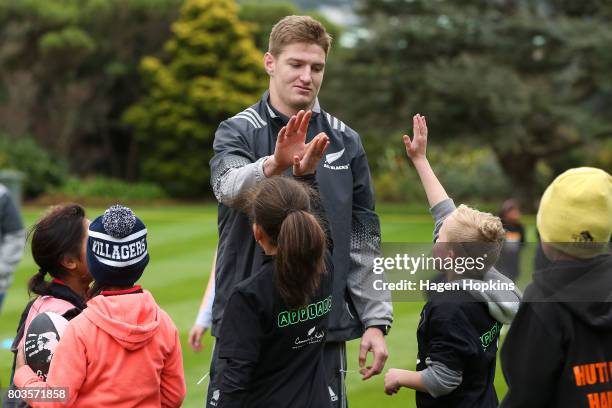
<box><xmin>264</xmin><ymin>52</ymin><xmax>275</xmax><ymax>76</ymax></box>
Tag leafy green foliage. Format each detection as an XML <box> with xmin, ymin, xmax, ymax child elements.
<box><xmin>125</xmin><ymin>0</ymin><xmax>267</xmax><ymax>197</ymax></box>
<box><xmin>0</xmin><ymin>135</ymin><xmax>68</xmax><ymax>198</ymax></box>
<box><xmin>55</xmin><ymin>176</ymin><xmax>167</xmax><ymax>201</ymax></box>
<box><xmin>238</xmin><ymin>1</ymin><xmax>341</xmax><ymax>53</ymax></box>
<box><xmin>374</xmin><ymin>144</ymin><xmax>511</xmax><ymax>203</ymax></box>
<box><xmin>322</xmin><ymin>0</ymin><xmax>612</xmax><ymax>207</ymax></box>
<box><xmin>0</xmin><ymin>0</ymin><xmax>181</xmax><ymax>178</ymax></box>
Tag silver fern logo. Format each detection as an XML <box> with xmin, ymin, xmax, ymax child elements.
<box><xmin>324</xmin><ymin>148</ymin><xmax>350</xmax><ymax>170</ymax></box>
<box><xmin>325</xmin><ymin>148</ymin><xmax>345</xmax><ymax>164</ymax></box>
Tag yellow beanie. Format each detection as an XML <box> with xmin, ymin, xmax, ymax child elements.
<box><xmin>537</xmin><ymin>167</ymin><xmax>612</xmax><ymax>258</ymax></box>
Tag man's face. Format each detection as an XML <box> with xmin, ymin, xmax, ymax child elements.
<box><xmin>265</xmin><ymin>42</ymin><xmax>326</xmax><ymax>114</ymax></box>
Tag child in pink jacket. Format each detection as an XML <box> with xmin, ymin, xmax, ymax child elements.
<box><xmin>14</xmin><ymin>205</ymin><xmax>186</xmax><ymax>408</ymax></box>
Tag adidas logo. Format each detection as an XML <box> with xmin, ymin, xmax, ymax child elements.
<box><xmin>572</xmin><ymin>231</ymin><xmax>594</xmax><ymax>242</ymax></box>
<box><xmin>209</xmin><ymin>389</ymin><xmax>220</xmax><ymax>406</ymax></box>
<box><xmin>328</xmin><ymin>386</ymin><xmax>338</xmax><ymax>402</ymax></box>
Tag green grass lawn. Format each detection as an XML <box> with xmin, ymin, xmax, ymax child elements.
<box><xmin>0</xmin><ymin>204</ymin><xmax>535</xmax><ymax>407</ymax></box>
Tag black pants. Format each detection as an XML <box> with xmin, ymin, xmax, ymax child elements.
<box><xmin>322</xmin><ymin>341</ymin><xmax>349</xmax><ymax>408</ymax></box>
<box><xmin>206</xmin><ymin>340</ymin><xmax>348</xmax><ymax>408</ymax></box>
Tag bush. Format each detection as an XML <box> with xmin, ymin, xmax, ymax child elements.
<box><xmin>124</xmin><ymin>0</ymin><xmax>267</xmax><ymax>198</ymax></box>
<box><xmin>55</xmin><ymin>176</ymin><xmax>167</xmax><ymax>201</ymax></box>
<box><xmin>373</xmin><ymin>143</ymin><xmax>512</xmax><ymax>204</ymax></box>
<box><xmin>0</xmin><ymin>135</ymin><xmax>69</xmax><ymax>198</ymax></box>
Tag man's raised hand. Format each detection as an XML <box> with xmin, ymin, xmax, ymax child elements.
<box><xmin>293</xmin><ymin>132</ymin><xmax>329</xmax><ymax>176</ymax></box>
<box><xmin>264</xmin><ymin>110</ymin><xmax>312</xmax><ymax>176</ymax></box>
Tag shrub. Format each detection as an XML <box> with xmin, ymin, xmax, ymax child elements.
<box><xmin>0</xmin><ymin>135</ymin><xmax>69</xmax><ymax>197</ymax></box>
<box><xmin>373</xmin><ymin>143</ymin><xmax>512</xmax><ymax>204</ymax></box>
<box><xmin>124</xmin><ymin>0</ymin><xmax>266</xmax><ymax>197</ymax></box>
<box><xmin>55</xmin><ymin>176</ymin><xmax>167</xmax><ymax>201</ymax></box>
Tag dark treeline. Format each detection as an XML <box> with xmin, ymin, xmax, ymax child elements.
<box><xmin>0</xmin><ymin>0</ymin><xmax>610</xmax><ymax>205</ymax></box>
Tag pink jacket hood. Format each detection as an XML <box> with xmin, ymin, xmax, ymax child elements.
<box><xmin>83</xmin><ymin>290</ymin><xmax>160</xmax><ymax>351</ymax></box>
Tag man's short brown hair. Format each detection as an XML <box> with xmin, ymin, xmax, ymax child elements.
<box><xmin>268</xmin><ymin>15</ymin><xmax>332</xmax><ymax>56</ymax></box>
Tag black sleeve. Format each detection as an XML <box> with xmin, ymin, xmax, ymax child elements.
<box><xmin>217</xmin><ymin>289</ymin><xmax>263</xmax><ymax>404</ymax></box>
<box><xmin>426</xmin><ymin>305</ymin><xmax>478</xmax><ymax>371</ymax></box>
<box><xmin>217</xmin><ymin>358</ymin><xmax>257</xmax><ymax>408</ymax></box>
<box><xmin>294</xmin><ymin>174</ymin><xmax>333</xmax><ymax>253</ymax></box>
<box><xmin>500</xmin><ymin>302</ymin><xmax>563</xmax><ymax>408</ymax></box>
<box><xmin>209</xmin><ymin>119</ymin><xmax>261</xmax><ymax>207</ymax></box>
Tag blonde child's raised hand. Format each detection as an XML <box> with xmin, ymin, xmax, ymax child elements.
<box><xmin>401</xmin><ymin>113</ymin><xmax>449</xmax><ymax>208</ymax></box>
<box><xmin>403</xmin><ymin>114</ymin><xmax>428</xmax><ymax>161</ymax></box>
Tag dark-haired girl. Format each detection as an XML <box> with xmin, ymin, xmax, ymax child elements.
<box><xmin>213</xmin><ymin>130</ymin><xmax>333</xmax><ymax>408</ymax></box>
<box><xmin>4</xmin><ymin>204</ymin><xmax>91</xmax><ymax>407</ymax></box>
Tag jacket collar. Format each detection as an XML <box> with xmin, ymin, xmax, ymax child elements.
<box><xmin>48</xmin><ymin>280</ymin><xmax>88</xmax><ymax>311</ymax></box>
<box><xmin>262</xmin><ymin>90</ymin><xmax>321</xmax><ymax>123</ymax></box>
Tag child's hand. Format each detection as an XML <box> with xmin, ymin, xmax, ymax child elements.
<box><xmin>384</xmin><ymin>368</ymin><xmax>404</xmax><ymax>395</ymax></box>
<box><xmin>403</xmin><ymin>114</ymin><xmax>428</xmax><ymax>161</ymax></box>
<box><xmin>188</xmin><ymin>324</ymin><xmax>208</xmax><ymax>353</ymax></box>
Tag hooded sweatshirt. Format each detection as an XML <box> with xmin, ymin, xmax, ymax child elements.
<box><xmin>14</xmin><ymin>289</ymin><xmax>186</xmax><ymax>408</ymax></box>
<box><xmin>501</xmin><ymin>253</ymin><xmax>612</xmax><ymax>408</ymax></box>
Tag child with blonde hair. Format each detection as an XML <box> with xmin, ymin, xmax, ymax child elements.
<box><xmin>384</xmin><ymin>114</ymin><xmax>521</xmax><ymax>407</ymax></box>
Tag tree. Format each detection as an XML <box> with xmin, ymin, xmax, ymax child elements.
<box><xmin>238</xmin><ymin>1</ymin><xmax>341</xmax><ymax>53</ymax></box>
<box><xmin>0</xmin><ymin>0</ymin><xmax>181</xmax><ymax>179</ymax></box>
<box><xmin>322</xmin><ymin>0</ymin><xmax>612</xmax><ymax>208</ymax></box>
<box><xmin>124</xmin><ymin>0</ymin><xmax>266</xmax><ymax>197</ymax></box>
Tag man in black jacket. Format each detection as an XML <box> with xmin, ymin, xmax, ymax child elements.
<box><xmin>501</xmin><ymin>167</ymin><xmax>612</xmax><ymax>407</ymax></box>
<box><xmin>207</xmin><ymin>15</ymin><xmax>393</xmax><ymax>407</ymax></box>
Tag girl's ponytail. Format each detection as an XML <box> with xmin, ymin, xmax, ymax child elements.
<box><xmin>251</xmin><ymin>176</ymin><xmax>328</xmax><ymax>309</ymax></box>
<box><xmin>28</xmin><ymin>268</ymin><xmax>51</xmax><ymax>297</ymax></box>
<box><xmin>276</xmin><ymin>210</ymin><xmax>326</xmax><ymax>309</ymax></box>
